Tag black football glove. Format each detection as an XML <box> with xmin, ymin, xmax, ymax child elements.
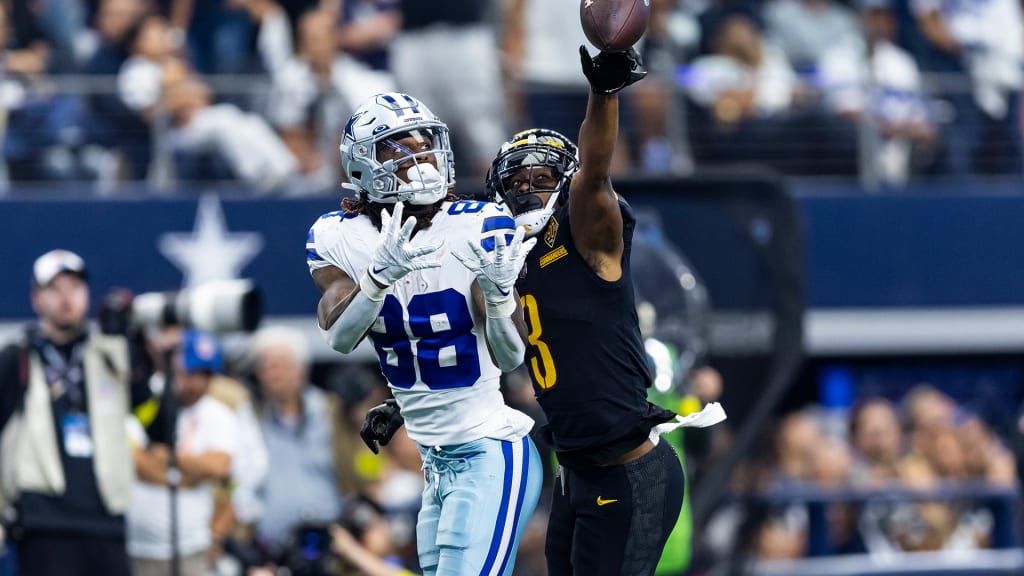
<box><xmin>579</xmin><ymin>45</ymin><xmax>647</xmax><ymax>94</ymax></box>
<box><xmin>359</xmin><ymin>398</ymin><xmax>404</xmax><ymax>454</ymax></box>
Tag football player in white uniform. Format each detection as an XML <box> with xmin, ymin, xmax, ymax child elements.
<box><xmin>306</xmin><ymin>92</ymin><xmax>542</xmax><ymax>576</ymax></box>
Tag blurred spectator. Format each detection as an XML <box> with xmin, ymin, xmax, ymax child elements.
<box><xmin>0</xmin><ymin>249</ymin><xmax>158</xmax><ymax>576</ymax></box>
<box><xmin>959</xmin><ymin>415</ymin><xmax>1016</xmax><ymax>487</ymax></box>
<box><xmin>809</xmin><ymin>439</ymin><xmax>861</xmax><ymax>555</ymax></box>
<box><xmin>227</xmin><ymin>0</ymin><xmax>292</xmax><ymax>77</ymax></box>
<box><xmin>333</xmin><ymin>0</ymin><xmax>400</xmax><ymax>94</ymax></box>
<box><xmin>2</xmin><ymin>2</ymin><xmax>89</xmax><ymax>181</ymax></box>
<box><xmin>277</xmin><ymin>0</ymin><xmax>324</xmax><ymax>34</ymax></box>
<box><xmin>752</xmin><ymin>412</ymin><xmax>820</xmax><ymax>559</ymax></box>
<box><xmin>694</xmin><ymin>0</ymin><xmax>765</xmax><ymax>56</ymax></box>
<box><xmin>330</xmin><ymin>495</ymin><xmax>416</xmax><ymax>576</ymax></box>
<box><xmin>849</xmin><ymin>398</ymin><xmax>903</xmax><ymax>486</ymax></box>
<box><xmin>327</xmin><ymin>363</ymin><xmax>390</xmax><ymax>497</ymax></box>
<box><xmin>391</xmin><ymin>0</ymin><xmax>506</xmax><ymax>179</ymax></box>
<box><xmin>501</xmin><ymin>0</ymin><xmax>634</xmax><ymax>176</ymax></box>
<box><xmin>764</xmin><ymin>0</ymin><xmax>860</xmax><ymax>70</ymax></box>
<box><xmin>158</xmin><ymin>0</ymin><xmax>254</xmax><ymax>74</ymax></box>
<box><xmin>684</xmin><ymin>15</ymin><xmax>841</xmax><ymax>171</ymax></box>
<box><xmin>250</xmin><ymin>326</ymin><xmax>343</xmax><ymax>550</ymax></box>
<box><xmin>912</xmin><ymin>0</ymin><xmax>1023</xmax><ymax>175</ymax></box>
<box><xmin>128</xmin><ymin>329</ymin><xmax>238</xmax><ymax>576</ymax></box>
<box><xmin>165</xmin><ymin>76</ymin><xmax>299</xmax><ymax>188</ymax></box>
<box><xmin>902</xmin><ymin>384</ymin><xmax>954</xmax><ymax>457</ymax></box>
<box><xmin>819</xmin><ymin>0</ymin><xmax>937</xmax><ymax>186</ymax></box>
<box><xmin>772</xmin><ymin>410</ymin><xmax>821</xmax><ymax>485</ymax></box>
<box><xmin>267</xmin><ymin>6</ymin><xmax>397</xmax><ymax>184</ymax></box>
<box><xmin>205</xmin><ymin>372</ymin><xmax>268</xmax><ymax>566</ymax></box>
<box><xmin>501</xmin><ymin>0</ymin><xmax>587</xmax><ymax>141</ymax></box>
<box><xmin>374</xmin><ymin>427</ymin><xmax>422</xmax><ymax>565</ymax></box>
<box><xmin>631</xmin><ymin>0</ymin><xmax>696</xmax><ymax>174</ymax></box>
<box><xmin>689</xmin><ymin>15</ymin><xmax>799</xmax><ymax>121</ymax></box>
<box><xmin>117</xmin><ymin>13</ymin><xmax>298</xmax><ymax>187</ymax></box>
<box><xmin>6</xmin><ymin>0</ymin><xmax>52</xmax><ymax>71</ymax></box>
<box><xmin>34</xmin><ymin>0</ymin><xmax>89</xmax><ymax>72</ymax></box>
<box><xmin>878</xmin><ymin>456</ymin><xmax>990</xmax><ymax>553</ymax></box>
<box><xmin>756</xmin><ymin>387</ymin><xmax>1018</xmax><ymax>561</ymax></box>
<box><xmin>116</xmin><ymin>14</ymin><xmax>188</xmax><ymax>124</ymax></box>
<box><xmin>82</xmin><ymin>0</ymin><xmax>150</xmax><ymax>180</ymax></box>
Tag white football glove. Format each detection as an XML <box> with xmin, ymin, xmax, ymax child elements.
<box><xmin>367</xmin><ymin>202</ymin><xmax>444</xmax><ymax>288</ymax></box>
<box><xmin>453</xmin><ymin>226</ymin><xmax>536</xmax><ymax>317</ymax></box>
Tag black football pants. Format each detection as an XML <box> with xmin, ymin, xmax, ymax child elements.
<box><xmin>546</xmin><ymin>439</ymin><xmax>685</xmax><ymax>576</ymax></box>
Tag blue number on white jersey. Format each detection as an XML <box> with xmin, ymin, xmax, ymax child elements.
<box><xmin>371</xmin><ymin>288</ymin><xmax>481</xmax><ymax>389</ymax></box>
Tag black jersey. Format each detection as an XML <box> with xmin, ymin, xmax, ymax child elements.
<box><xmin>516</xmin><ymin>198</ymin><xmax>675</xmax><ymax>467</ymax></box>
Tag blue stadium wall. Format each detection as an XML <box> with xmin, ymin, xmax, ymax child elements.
<box><xmin>1</xmin><ymin>177</ymin><xmax>1022</xmax><ymax>357</ymax></box>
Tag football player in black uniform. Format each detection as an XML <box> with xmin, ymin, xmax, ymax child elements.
<box><xmin>483</xmin><ymin>47</ymin><xmax>686</xmax><ymax>576</ymax></box>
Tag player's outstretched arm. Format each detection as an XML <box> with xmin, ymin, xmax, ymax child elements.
<box><xmin>570</xmin><ymin>47</ymin><xmax>647</xmax><ymax>280</ymax></box>
<box><xmin>314</xmin><ymin>202</ymin><xmax>444</xmax><ymax>353</ymax></box>
<box><xmin>454</xmin><ymin>226</ymin><xmax>535</xmax><ymax>371</ymax></box>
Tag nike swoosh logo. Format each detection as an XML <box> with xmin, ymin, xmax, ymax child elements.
<box><xmin>372</xmin><ymin>266</ymin><xmax>389</xmax><ymax>275</ymax></box>
<box><xmin>596</xmin><ymin>496</ymin><xmax>618</xmax><ymax>506</ymax></box>
<box><xmin>497</xmin><ymin>287</ymin><xmax>511</xmax><ymax>296</ymax></box>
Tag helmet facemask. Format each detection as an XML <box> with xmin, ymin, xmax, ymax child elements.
<box><xmin>373</xmin><ymin>128</ymin><xmax>452</xmax><ymax>205</ymax></box>
<box><xmin>486</xmin><ymin>129</ymin><xmax>579</xmax><ymax>238</ymax></box>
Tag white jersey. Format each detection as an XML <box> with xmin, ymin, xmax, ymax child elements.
<box><xmin>307</xmin><ymin>200</ymin><xmax>534</xmax><ymax>446</ymax></box>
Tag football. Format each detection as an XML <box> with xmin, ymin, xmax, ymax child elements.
<box><xmin>580</xmin><ymin>0</ymin><xmax>650</xmax><ymax>53</ymax></box>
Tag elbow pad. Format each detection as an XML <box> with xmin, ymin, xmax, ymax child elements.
<box><xmin>321</xmin><ymin>272</ymin><xmax>387</xmax><ymax>354</ymax></box>
<box><xmin>485</xmin><ymin>314</ymin><xmax>526</xmax><ymax>372</ymax></box>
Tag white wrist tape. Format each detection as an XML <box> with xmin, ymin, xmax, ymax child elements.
<box><xmin>360</xmin><ymin>270</ymin><xmax>389</xmax><ymax>302</ymax></box>
<box><xmin>485</xmin><ymin>296</ymin><xmax>517</xmax><ymax>319</ymax></box>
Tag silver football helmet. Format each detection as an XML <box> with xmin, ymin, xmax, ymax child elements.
<box><xmin>339</xmin><ymin>93</ymin><xmax>455</xmax><ymax>205</ymax></box>
<box><xmin>486</xmin><ymin>129</ymin><xmax>580</xmax><ymax>238</ymax></box>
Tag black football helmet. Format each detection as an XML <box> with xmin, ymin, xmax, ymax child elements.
<box><xmin>485</xmin><ymin>128</ymin><xmax>580</xmax><ymax>238</ymax></box>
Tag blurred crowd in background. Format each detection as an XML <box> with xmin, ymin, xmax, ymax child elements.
<box><xmin>720</xmin><ymin>385</ymin><xmax>1021</xmax><ymax>563</ymax></box>
<box><xmin>1</xmin><ymin>0</ymin><xmax>1022</xmax><ymax>191</ymax></box>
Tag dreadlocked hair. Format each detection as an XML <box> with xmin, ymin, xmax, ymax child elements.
<box><xmin>341</xmin><ymin>192</ymin><xmax>461</xmax><ymax>232</ymax></box>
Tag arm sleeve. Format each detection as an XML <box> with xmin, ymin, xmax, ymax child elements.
<box><xmin>477</xmin><ymin>203</ymin><xmax>527</xmax><ymax>371</ymax></box>
<box><xmin>308</xmin><ymin>213</ymin><xmax>386</xmax><ymax>353</ymax></box>
<box><xmin>485</xmin><ymin>314</ymin><xmax>526</xmax><ymax>372</ymax></box>
<box><xmin>321</xmin><ymin>272</ymin><xmax>387</xmax><ymax>354</ymax></box>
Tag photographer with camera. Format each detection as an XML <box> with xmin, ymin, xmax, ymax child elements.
<box><xmin>0</xmin><ymin>249</ymin><xmax>161</xmax><ymax>576</ymax></box>
<box><xmin>329</xmin><ymin>495</ymin><xmax>417</xmax><ymax>576</ymax></box>
<box><xmin>127</xmin><ymin>329</ymin><xmax>239</xmax><ymax>576</ymax></box>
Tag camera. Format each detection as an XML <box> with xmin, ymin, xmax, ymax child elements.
<box><xmin>100</xmin><ymin>279</ymin><xmax>263</xmax><ymax>335</ymax></box>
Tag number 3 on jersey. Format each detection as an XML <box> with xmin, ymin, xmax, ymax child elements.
<box><xmin>521</xmin><ymin>294</ymin><xmax>557</xmax><ymax>389</ymax></box>
<box><xmin>372</xmin><ymin>289</ymin><xmax>481</xmax><ymax>389</ymax></box>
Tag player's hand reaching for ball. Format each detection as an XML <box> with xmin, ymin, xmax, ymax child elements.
<box><xmin>579</xmin><ymin>45</ymin><xmax>647</xmax><ymax>94</ymax></box>
<box><xmin>454</xmin><ymin>227</ymin><xmax>536</xmax><ymax>318</ymax></box>
<box><xmin>368</xmin><ymin>201</ymin><xmax>444</xmax><ymax>287</ymax></box>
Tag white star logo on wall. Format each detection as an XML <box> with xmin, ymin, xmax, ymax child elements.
<box><xmin>158</xmin><ymin>194</ymin><xmax>264</xmax><ymax>288</ymax></box>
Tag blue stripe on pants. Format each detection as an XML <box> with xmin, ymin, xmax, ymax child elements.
<box><xmin>480</xmin><ymin>440</ymin><xmax>515</xmax><ymax>575</ymax></box>
<box><xmin>494</xmin><ymin>436</ymin><xmax>530</xmax><ymax>576</ymax></box>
